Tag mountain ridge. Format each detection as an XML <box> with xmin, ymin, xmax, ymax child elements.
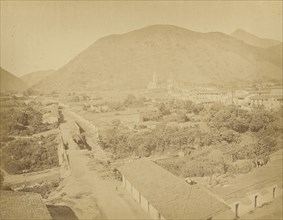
<box><xmin>230</xmin><ymin>28</ymin><xmax>281</xmax><ymax>48</ymax></box>
<box><xmin>21</xmin><ymin>69</ymin><xmax>55</xmax><ymax>87</ymax></box>
<box><xmin>1</xmin><ymin>67</ymin><xmax>28</xmax><ymax>92</ymax></box>
<box><xmin>33</xmin><ymin>25</ymin><xmax>282</xmax><ymax>92</ymax></box>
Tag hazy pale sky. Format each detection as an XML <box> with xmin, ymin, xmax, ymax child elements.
<box><xmin>1</xmin><ymin>1</ymin><xmax>282</xmax><ymax>76</ymax></box>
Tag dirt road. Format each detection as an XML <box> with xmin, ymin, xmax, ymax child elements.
<box><xmin>2</xmin><ymin>167</ymin><xmax>60</xmax><ymax>189</ymax></box>
<box><xmin>47</xmin><ymin>107</ymin><xmax>148</xmax><ymax>219</ymax></box>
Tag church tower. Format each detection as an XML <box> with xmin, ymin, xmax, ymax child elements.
<box><xmin>147</xmin><ymin>72</ymin><xmax>158</xmax><ymax>90</ymax></box>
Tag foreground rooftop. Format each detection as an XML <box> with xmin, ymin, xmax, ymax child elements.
<box><xmin>118</xmin><ymin>159</ymin><xmax>232</xmax><ymax>219</ymax></box>
<box><xmin>0</xmin><ymin>190</ymin><xmax>52</xmax><ymax>220</ymax></box>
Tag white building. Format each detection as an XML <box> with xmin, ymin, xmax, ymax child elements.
<box><xmin>249</xmin><ymin>95</ymin><xmax>283</xmax><ymax>110</ymax></box>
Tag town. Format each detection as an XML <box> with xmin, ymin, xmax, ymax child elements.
<box><xmin>1</xmin><ymin>74</ymin><xmax>282</xmax><ymax>219</ymax></box>
<box><xmin>1</xmin><ymin>1</ymin><xmax>282</xmax><ymax>220</ymax></box>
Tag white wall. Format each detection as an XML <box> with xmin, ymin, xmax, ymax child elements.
<box><xmin>141</xmin><ymin>194</ymin><xmax>149</xmax><ymax>213</ymax></box>
<box><xmin>148</xmin><ymin>204</ymin><xmax>159</xmax><ymax>219</ymax></box>
<box><xmin>132</xmin><ymin>185</ymin><xmax>140</xmax><ymax>203</ymax></box>
<box><xmin>125</xmin><ymin>179</ymin><xmax>132</xmax><ymax>194</ymax></box>
<box><xmin>122</xmin><ymin>175</ymin><xmax>126</xmax><ymax>188</ymax></box>
<box><xmin>121</xmin><ymin>176</ymin><xmax>164</xmax><ymax>219</ymax></box>
<box><xmin>229</xmin><ymin>185</ymin><xmax>282</xmax><ymax>217</ymax></box>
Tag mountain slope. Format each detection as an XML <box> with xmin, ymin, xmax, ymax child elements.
<box><xmin>34</xmin><ymin>25</ymin><xmax>282</xmax><ymax>92</ymax></box>
<box><xmin>230</xmin><ymin>29</ymin><xmax>281</xmax><ymax>48</ymax></box>
<box><xmin>21</xmin><ymin>69</ymin><xmax>55</xmax><ymax>87</ymax></box>
<box><xmin>0</xmin><ymin>67</ymin><xmax>28</xmax><ymax>92</ymax></box>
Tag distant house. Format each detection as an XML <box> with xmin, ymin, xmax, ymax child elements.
<box><xmin>234</xmin><ymin>94</ymin><xmax>252</xmax><ymax>106</ymax></box>
<box><xmin>0</xmin><ymin>191</ymin><xmax>52</xmax><ymax>219</ymax></box>
<box><xmin>269</xmin><ymin>85</ymin><xmax>283</xmax><ymax>96</ymax></box>
<box><xmin>12</xmin><ymin>93</ymin><xmax>26</xmax><ymax>100</ymax></box>
<box><xmin>118</xmin><ymin>159</ymin><xmax>234</xmax><ymax>219</ymax></box>
<box><xmin>246</xmin><ymin>85</ymin><xmax>282</xmax><ymax>97</ymax></box>
<box><xmin>170</xmin><ymin>87</ymin><xmax>233</xmax><ymax>105</ymax></box>
<box><xmin>192</xmin><ymin>90</ymin><xmax>232</xmax><ymax>104</ymax></box>
<box><xmin>249</xmin><ymin>95</ymin><xmax>283</xmax><ymax>110</ymax></box>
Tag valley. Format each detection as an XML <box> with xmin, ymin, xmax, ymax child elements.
<box><xmin>1</xmin><ymin>5</ymin><xmax>282</xmax><ymax>219</ymax></box>
<box><xmin>0</xmin><ymin>86</ymin><xmax>282</xmax><ymax>219</ymax></box>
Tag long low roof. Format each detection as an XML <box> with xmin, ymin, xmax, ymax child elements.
<box><xmin>249</xmin><ymin>95</ymin><xmax>283</xmax><ymax>100</ymax></box>
<box><xmin>210</xmin><ymin>150</ymin><xmax>282</xmax><ymax>204</ymax></box>
<box><xmin>118</xmin><ymin>159</ymin><xmax>231</xmax><ymax>219</ymax></box>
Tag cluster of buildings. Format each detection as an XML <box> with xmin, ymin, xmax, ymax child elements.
<box><xmin>164</xmin><ymin>74</ymin><xmax>282</xmax><ymax>110</ymax></box>
<box><xmin>239</xmin><ymin>85</ymin><xmax>283</xmax><ymax>110</ymax></box>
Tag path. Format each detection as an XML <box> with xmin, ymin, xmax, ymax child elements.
<box><xmin>47</xmin><ymin>106</ymin><xmax>148</xmax><ymax>219</ymax></box>
<box><xmin>2</xmin><ymin>167</ymin><xmax>60</xmax><ymax>189</ymax></box>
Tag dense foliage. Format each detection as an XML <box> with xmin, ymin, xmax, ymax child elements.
<box><xmin>99</xmin><ymin>100</ymin><xmax>282</xmax><ymax>177</ymax></box>
<box><xmin>0</xmin><ymin>105</ymin><xmax>57</xmax><ymax>146</ymax></box>
<box><xmin>1</xmin><ymin>134</ymin><xmax>59</xmax><ymax>174</ymax></box>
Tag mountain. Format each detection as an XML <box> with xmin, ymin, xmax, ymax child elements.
<box><xmin>230</xmin><ymin>29</ymin><xmax>281</xmax><ymax>48</ymax></box>
<box><xmin>34</xmin><ymin>25</ymin><xmax>282</xmax><ymax>92</ymax></box>
<box><xmin>21</xmin><ymin>69</ymin><xmax>55</xmax><ymax>87</ymax></box>
<box><xmin>0</xmin><ymin>67</ymin><xmax>28</xmax><ymax>92</ymax></box>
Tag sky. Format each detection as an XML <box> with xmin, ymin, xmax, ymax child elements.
<box><xmin>1</xmin><ymin>1</ymin><xmax>282</xmax><ymax>76</ymax></box>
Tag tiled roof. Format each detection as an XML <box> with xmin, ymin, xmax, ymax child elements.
<box><xmin>249</xmin><ymin>95</ymin><xmax>282</xmax><ymax>100</ymax></box>
<box><xmin>0</xmin><ymin>190</ymin><xmax>52</xmax><ymax>219</ymax></box>
<box><xmin>118</xmin><ymin>159</ymin><xmax>231</xmax><ymax>219</ymax></box>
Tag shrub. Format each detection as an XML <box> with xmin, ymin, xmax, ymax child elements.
<box><xmin>220</xmin><ymin>130</ymin><xmax>240</xmax><ymax>143</ymax></box>
<box><xmin>1</xmin><ymin>134</ymin><xmax>59</xmax><ymax>174</ymax></box>
<box><xmin>227</xmin><ymin>160</ymin><xmax>254</xmax><ymax>174</ymax></box>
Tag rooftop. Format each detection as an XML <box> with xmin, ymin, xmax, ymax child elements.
<box><xmin>210</xmin><ymin>150</ymin><xmax>283</xmax><ymax>204</ymax></box>
<box><xmin>236</xmin><ymin>94</ymin><xmax>251</xmax><ymax>99</ymax></box>
<box><xmin>249</xmin><ymin>94</ymin><xmax>283</xmax><ymax>100</ymax></box>
<box><xmin>0</xmin><ymin>190</ymin><xmax>52</xmax><ymax>219</ymax></box>
<box><xmin>118</xmin><ymin>159</ymin><xmax>231</xmax><ymax>219</ymax></box>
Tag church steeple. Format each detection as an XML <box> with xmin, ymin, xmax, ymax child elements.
<box><xmin>147</xmin><ymin>72</ymin><xmax>158</xmax><ymax>90</ymax></box>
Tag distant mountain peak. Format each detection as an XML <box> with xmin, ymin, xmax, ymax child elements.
<box><xmin>21</xmin><ymin>69</ymin><xmax>56</xmax><ymax>87</ymax></box>
<box><xmin>33</xmin><ymin>25</ymin><xmax>282</xmax><ymax>92</ymax></box>
<box><xmin>1</xmin><ymin>67</ymin><xmax>28</xmax><ymax>92</ymax></box>
<box><xmin>230</xmin><ymin>29</ymin><xmax>280</xmax><ymax>48</ymax></box>
<box><xmin>232</xmin><ymin>28</ymin><xmax>249</xmax><ymax>34</ymax></box>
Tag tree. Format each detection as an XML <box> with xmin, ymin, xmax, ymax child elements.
<box><xmin>249</xmin><ymin>110</ymin><xmax>273</xmax><ymax>132</ymax></box>
<box><xmin>221</xmin><ymin>130</ymin><xmax>240</xmax><ymax>143</ymax></box>
<box><xmin>158</xmin><ymin>103</ymin><xmax>171</xmax><ymax>116</ymax></box>
<box><xmin>111</xmin><ymin>119</ymin><xmax>121</xmax><ymax>127</ymax></box>
<box><xmin>124</xmin><ymin>94</ymin><xmax>137</xmax><ymax>106</ymax></box>
<box><xmin>256</xmin><ymin>135</ymin><xmax>277</xmax><ymax>156</ymax></box>
<box><xmin>232</xmin><ymin>118</ymin><xmax>249</xmax><ymax>133</ymax></box>
<box><xmin>23</xmin><ymin>88</ymin><xmax>38</xmax><ymax>96</ymax></box>
<box><xmin>192</xmin><ymin>104</ymin><xmax>204</xmax><ymax>115</ymax></box>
